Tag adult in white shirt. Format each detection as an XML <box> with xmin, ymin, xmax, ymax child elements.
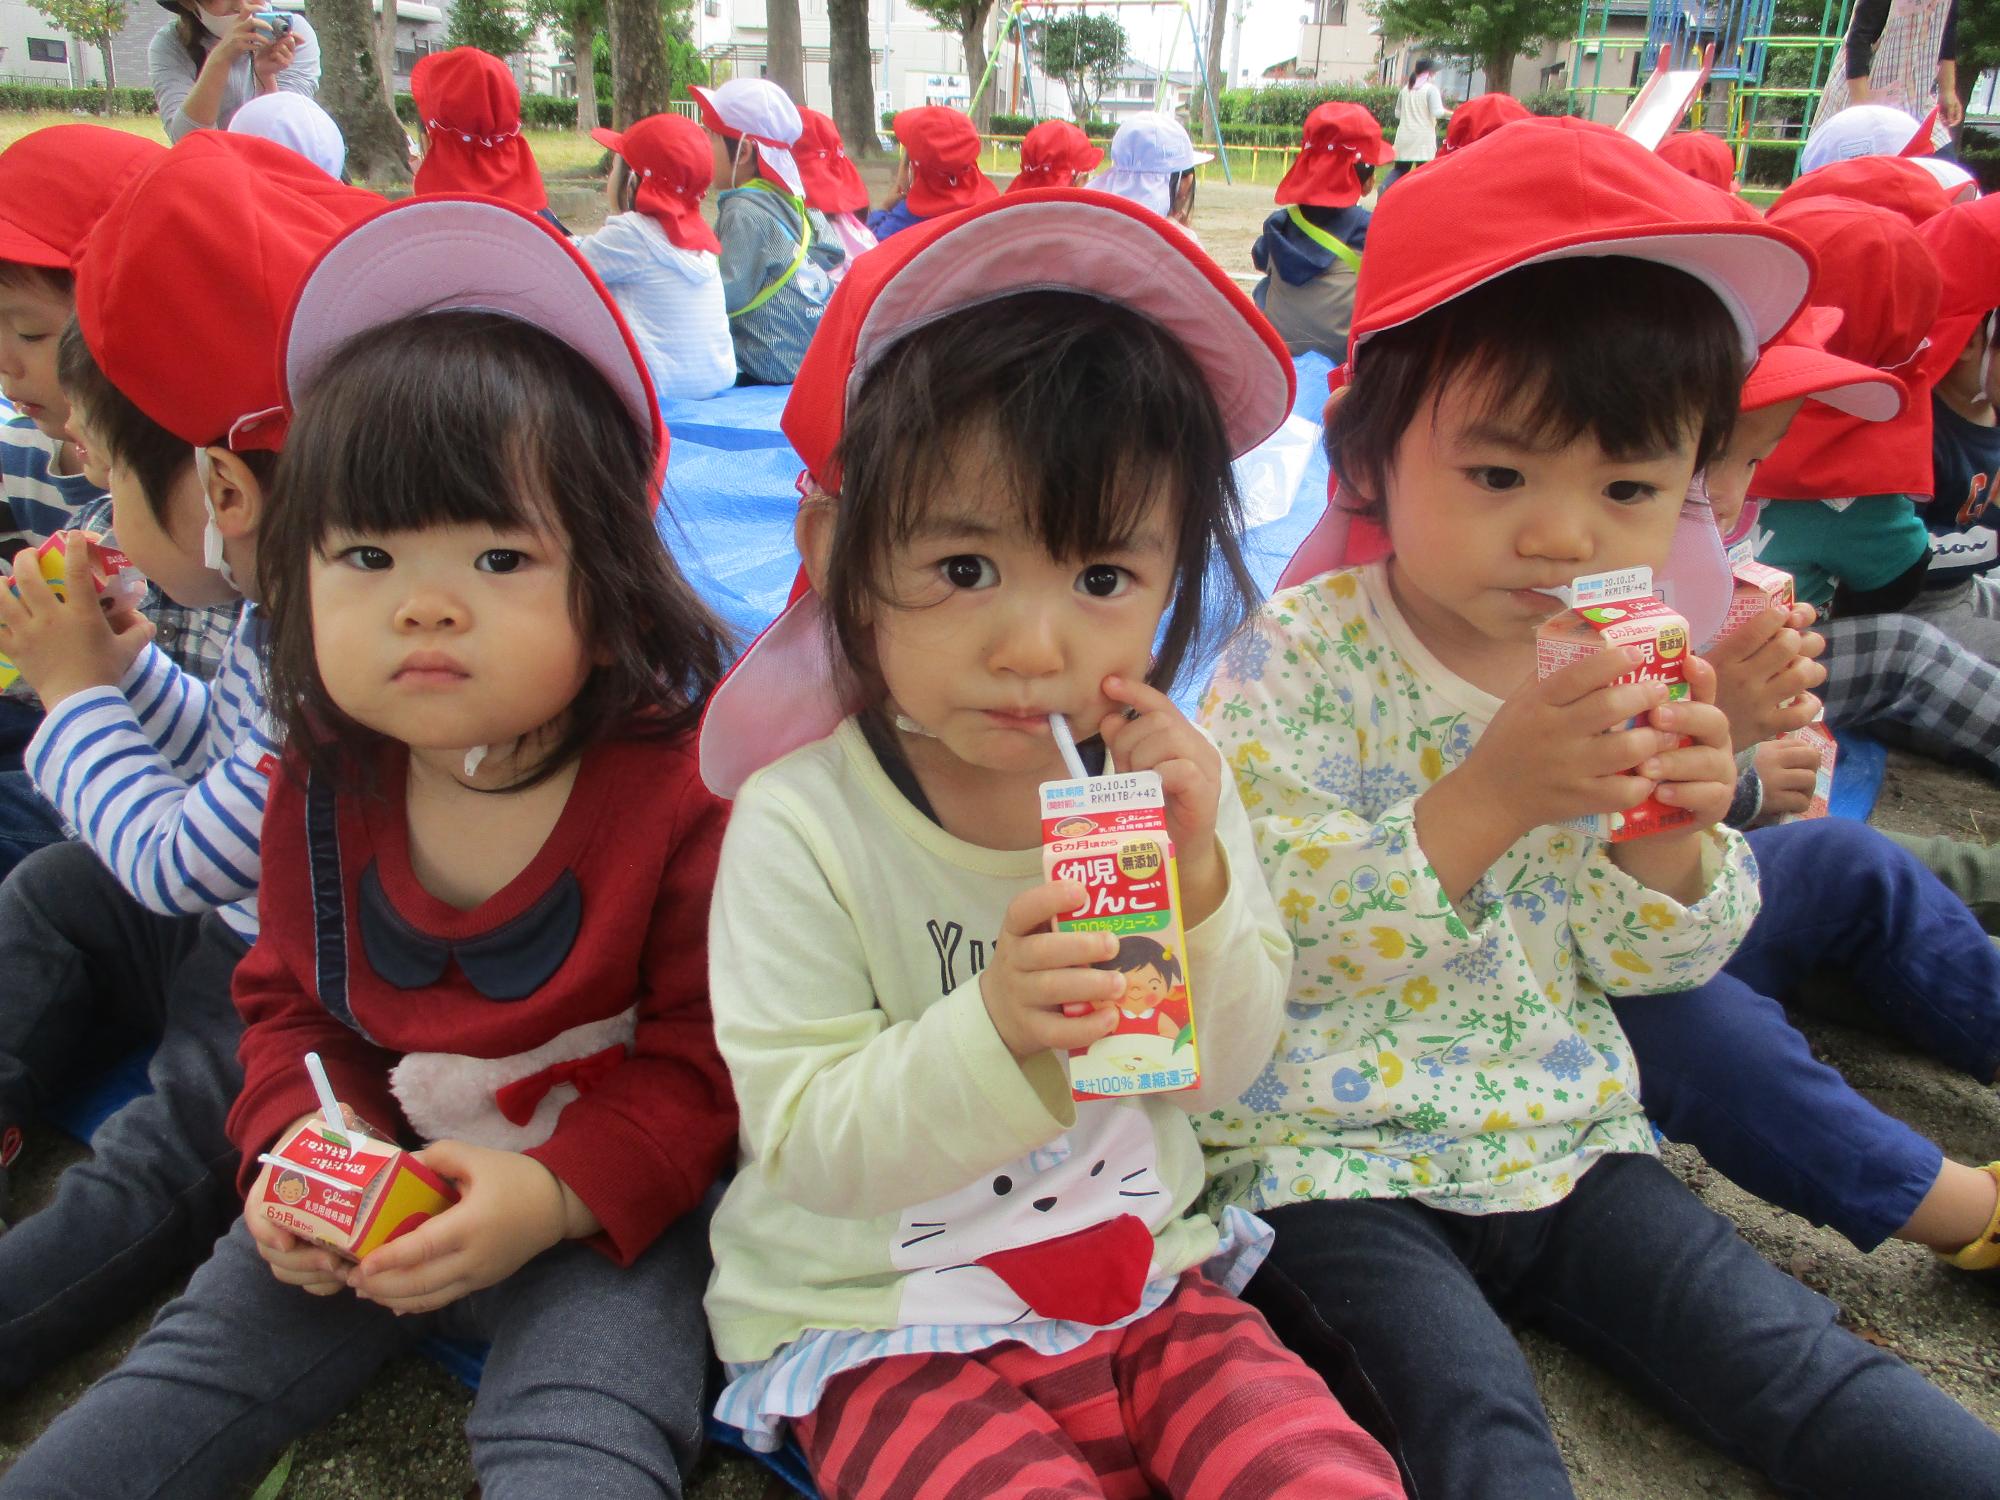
<box><xmin>149</xmin><ymin>0</ymin><xmax>320</xmax><ymax>142</ymax></box>
<box><xmin>1383</xmin><ymin>57</ymin><xmax>1450</xmax><ymax>196</ymax></box>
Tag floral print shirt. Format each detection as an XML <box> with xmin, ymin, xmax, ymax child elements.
<box><xmin>1194</xmin><ymin>564</ymin><xmax>1761</xmax><ymax>1215</ymax></box>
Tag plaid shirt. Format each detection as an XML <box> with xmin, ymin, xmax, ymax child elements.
<box><xmin>75</xmin><ymin>497</ymin><xmax>238</xmax><ymax>683</ymax></box>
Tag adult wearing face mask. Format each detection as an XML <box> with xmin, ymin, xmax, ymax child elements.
<box><xmin>150</xmin><ymin>0</ymin><xmax>321</xmax><ymax>142</ymax></box>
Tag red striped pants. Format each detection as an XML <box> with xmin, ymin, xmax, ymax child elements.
<box><xmin>794</xmin><ymin>1271</ymin><xmax>1404</xmax><ymax>1500</ymax></box>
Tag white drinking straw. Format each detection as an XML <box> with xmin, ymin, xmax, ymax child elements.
<box><xmin>1049</xmin><ymin>713</ymin><xmax>1089</xmax><ymax>781</ymax></box>
<box><xmin>304</xmin><ymin>1051</ymin><xmax>350</xmax><ymax>1150</ymax></box>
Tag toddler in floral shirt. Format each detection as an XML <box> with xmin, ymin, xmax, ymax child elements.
<box><xmin>1193</xmin><ymin>118</ymin><xmax>2000</xmax><ymax>1500</ymax></box>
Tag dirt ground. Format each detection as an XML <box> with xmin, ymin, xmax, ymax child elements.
<box><xmin>4</xmin><ymin>158</ymin><xmax>1999</xmax><ymax>1500</ymax></box>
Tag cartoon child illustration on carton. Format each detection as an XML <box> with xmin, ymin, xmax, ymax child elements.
<box><xmin>1100</xmin><ymin>936</ymin><xmax>1192</xmax><ymax>1042</ymax></box>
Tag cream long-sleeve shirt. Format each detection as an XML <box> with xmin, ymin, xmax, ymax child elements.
<box><xmin>1194</xmin><ymin>565</ymin><xmax>1761</xmax><ymax>1217</ymax></box>
<box><xmin>703</xmin><ymin>717</ymin><xmax>1290</xmax><ymax>1366</ymax></box>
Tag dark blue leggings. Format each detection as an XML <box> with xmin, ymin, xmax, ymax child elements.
<box><xmin>1614</xmin><ymin>817</ymin><xmax>2000</xmax><ymax>1250</ymax></box>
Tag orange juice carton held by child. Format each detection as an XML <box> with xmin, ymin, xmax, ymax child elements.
<box><xmin>255</xmin><ymin>1120</ymin><xmax>458</xmax><ymax>1260</ymax></box>
<box><xmin>0</xmin><ymin>533</ymin><xmax>146</xmax><ymax>691</ymax></box>
<box><xmin>1535</xmin><ymin>566</ymin><xmax>1695</xmax><ymax>842</ymax></box>
<box><xmin>1040</xmin><ymin>767</ymin><xmax>1200</xmax><ymax>1101</ymax></box>
<box><xmin>1711</xmin><ymin>558</ymin><xmax>1835</xmax><ymax>821</ymax></box>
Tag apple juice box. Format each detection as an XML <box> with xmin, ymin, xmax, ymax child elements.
<box><xmin>1040</xmin><ymin>769</ymin><xmax>1199</xmax><ymax>1100</ymax></box>
<box><xmin>256</xmin><ymin>1119</ymin><xmax>458</xmax><ymax>1260</ymax></box>
<box><xmin>1711</xmin><ymin>559</ymin><xmax>1834</xmax><ymax>820</ymax></box>
<box><xmin>1535</xmin><ymin>567</ymin><xmax>1695</xmax><ymax>842</ymax></box>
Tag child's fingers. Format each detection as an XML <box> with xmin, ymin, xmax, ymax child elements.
<box><xmin>1650</xmin><ymin>697</ymin><xmax>1728</xmax><ymax>752</ymax></box>
<box><xmin>1764</xmin><ymin>740</ymin><xmax>1823</xmax><ymax>772</ymax></box>
<box><xmin>1536</xmin><ymin>646</ymin><xmax>1655</xmax><ymax>708</ymax></box>
<box><xmin>1637</xmin><ymin>743</ymin><xmax>1735</xmax><ymax>787</ymax></box>
<box><xmin>1681</xmin><ymin>654</ymin><xmax>1717</xmax><ymax>707</ymax></box>
<box><xmin>1568</xmin><ymin>676</ymin><xmax>1668</xmax><ymax>736</ymax></box>
<box><xmin>1009</xmin><ymin>927</ymin><xmax>1119</xmax><ymax>973</ymax></box>
<box><xmin>1102</xmin><ymin>716</ymin><xmax>1200</xmax><ymax>774</ymax></box>
<box><xmin>1014</xmin><ymin>1006</ymin><xmax>1119</xmax><ymax>1055</ymax></box>
<box><xmin>1579</xmin><ymin>724</ymin><xmax>1679</xmax><ymax>778</ymax></box>
<box><xmin>350</xmin><ymin>1212</ymin><xmax>454</xmax><ymax>1281</ymax></box>
<box><xmin>1002</xmin><ymin>881</ymin><xmax>1088</xmax><ymax>938</ymax></box>
<box><xmin>1788</xmin><ymin>602</ymin><xmax>1818</xmax><ymax>630</ymax></box>
<box><xmin>1022</xmin><ymin>965</ymin><xmax>1125</xmax><ymax>1012</ymax></box>
<box><xmin>1705</xmin><ymin>606</ymin><xmax>1784</xmax><ymax>663</ymax></box>
<box><xmin>1099</xmin><ymin>674</ymin><xmax>1179</xmax><ymax>720</ymax></box>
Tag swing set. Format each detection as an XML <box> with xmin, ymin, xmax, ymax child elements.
<box><xmin>967</xmin><ymin>0</ymin><xmax>1235</xmax><ymax>182</ymax></box>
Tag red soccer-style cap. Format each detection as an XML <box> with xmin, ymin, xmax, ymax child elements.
<box><xmin>1915</xmin><ymin>191</ymin><xmax>2000</xmax><ymax>386</ymax></box>
<box><xmin>1277</xmin><ymin>116</ymin><xmax>1812</xmax><ymax>591</ymax></box>
<box><xmin>1656</xmin><ymin>130</ymin><xmax>1735</xmax><ymax>192</ymax></box>
<box><xmin>281</xmin><ymin>195</ymin><xmax>665</xmax><ymax>500</ymax></box>
<box><xmin>1750</xmin><ymin>196</ymin><xmax>1941</xmax><ymax>501</ymax></box>
<box><xmin>1773</xmin><ymin>154</ymin><xmax>1952</xmax><ymax>228</ymax></box>
<box><xmin>411</xmin><ymin>47</ymin><xmax>547</xmax><ymax>211</ymax></box>
<box><xmin>591</xmin><ymin>114</ymin><xmax>721</xmax><ymax>254</ymax></box>
<box><xmin>697</xmin><ymin>189</ymin><xmax>1295</xmax><ymax>796</ymax></box>
<box><xmin>795</xmin><ymin>108</ymin><xmax>871</xmax><ymax>215</ymax></box>
<box><xmin>1441</xmin><ymin>92</ymin><xmax>1530</xmax><ymax>155</ymax></box>
<box><xmin>894</xmin><ymin>106</ymin><xmax>998</xmax><ymax>218</ymax></box>
<box><xmin>74</xmin><ymin>133</ymin><xmax>381</xmax><ymax>452</ymax></box>
<box><xmin>0</xmin><ymin>125</ymin><xmax>163</xmax><ymax>270</ymax></box>
<box><xmin>1742</xmin><ymin>305</ymin><xmax>1904</xmax><ymax>419</ymax></box>
<box><xmin>1275</xmin><ymin>102</ymin><xmax>1395</xmax><ymax>209</ymax></box>
<box><xmin>1007</xmin><ymin>119</ymin><xmax>1104</xmax><ymax>193</ymax></box>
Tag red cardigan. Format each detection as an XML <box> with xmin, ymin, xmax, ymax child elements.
<box><xmin>229</xmin><ymin>732</ymin><xmax>736</xmax><ymax>1265</ymax></box>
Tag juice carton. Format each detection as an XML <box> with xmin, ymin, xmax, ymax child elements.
<box><xmin>1535</xmin><ymin>567</ymin><xmax>1694</xmax><ymax>842</ymax></box>
<box><xmin>0</xmin><ymin>533</ymin><xmax>146</xmax><ymax>691</ymax></box>
<box><xmin>1788</xmin><ymin>718</ymin><xmax>1837</xmax><ymax>821</ymax></box>
<box><xmin>1718</xmin><ymin>559</ymin><xmax>1796</xmax><ymax>642</ymax></box>
<box><xmin>1040</xmin><ymin>769</ymin><xmax>1199</xmax><ymax>1100</ymax></box>
<box><xmin>255</xmin><ymin>1119</ymin><xmax>458</xmax><ymax>1261</ymax></box>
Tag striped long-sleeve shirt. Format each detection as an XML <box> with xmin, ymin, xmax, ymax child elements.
<box><xmin>26</xmin><ymin>604</ymin><xmax>276</xmax><ymax>943</ymax></box>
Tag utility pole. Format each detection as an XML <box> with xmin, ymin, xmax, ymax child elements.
<box><xmin>1226</xmin><ymin>0</ymin><xmax>1243</xmax><ymax>87</ymax></box>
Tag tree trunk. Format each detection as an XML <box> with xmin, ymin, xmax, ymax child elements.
<box><xmin>607</xmin><ymin>0</ymin><xmax>668</xmax><ymax>127</ymax></box>
<box><xmin>306</xmin><ymin>0</ymin><xmax>412</xmax><ymax>181</ymax></box>
<box><xmin>99</xmin><ymin>40</ymin><xmax>116</xmax><ymax>90</ymax></box>
<box><xmin>766</xmin><ymin>0</ymin><xmax>805</xmax><ymax>103</ymax></box>
<box><xmin>573</xmin><ymin>7</ymin><xmax>600</xmax><ymax>133</ymax></box>
<box><xmin>962</xmin><ymin>18</ymin><xmax>989</xmax><ymax>129</ymax></box>
<box><xmin>374</xmin><ymin>0</ymin><xmax>396</xmax><ymax>105</ymax></box>
<box><xmin>1482</xmin><ymin>43</ymin><xmax>1514</xmax><ymax>96</ymax></box>
<box><xmin>1199</xmin><ymin>0</ymin><xmax>1224</xmax><ymax>135</ymax></box>
<box><xmin>827</xmin><ymin>0</ymin><xmax>877</xmax><ymax>154</ymax></box>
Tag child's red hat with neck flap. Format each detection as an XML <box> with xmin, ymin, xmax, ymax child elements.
<box><xmin>1277</xmin><ymin>115</ymin><xmax>1813</xmax><ymax>636</ymax></box>
<box><xmin>74</xmin><ymin>133</ymin><xmax>381</xmax><ymax>454</ymax></box>
<box><xmin>0</xmin><ymin>125</ymin><xmax>163</xmax><ymax>270</ymax></box>
<box><xmin>1749</xmin><ymin>196</ymin><xmax>1940</xmax><ymax>502</ymax></box>
<box><xmin>697</xmin><ymin>189</ymin><xmax>1295</xmax><ymax>798</ymax></box>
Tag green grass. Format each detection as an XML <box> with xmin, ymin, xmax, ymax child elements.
<box><xmin>0</xmin><ymin>110</ymin><xmax>605</xmax><ymax>180</ymax></box>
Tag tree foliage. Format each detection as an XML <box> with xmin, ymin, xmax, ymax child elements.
<box><xmin>27</xmin><ymin>0</ymin><xmax>125</xmax><ymax>89</ymax></box>
<box><xmin>1035</xmin><ymin>13</ymin><xmax>1126</xmax><ymax>124</ymax></box>
<box><xmin>1367</xmin><ymin>0</ymin><xmax>1573</xmax><ymax>95</ymax></box>
<box><xmin>446</xmin><ymin>0</ymin><xmax>533</xmax><ymax>58</ymax></box>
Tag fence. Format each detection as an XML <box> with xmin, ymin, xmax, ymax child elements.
<box><xmin>978</xmin><ymin>134</ymin><xmax>1299</xmax><ymax>186</ymax></box>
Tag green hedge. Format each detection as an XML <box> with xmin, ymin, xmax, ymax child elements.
<box><xmin>1217</xmin><ymin>83</ymin><xmax>1398</xmax><ymax>131</ymax></box>
<box><xmin>0</xmin><ymin>82</ymin><xmax>156</xmax><ymax>114</ymax></box>
<box><xmin>396</xmin><ymin>90</ymin><xmax>603</xmax><ymax>129</ymax></box>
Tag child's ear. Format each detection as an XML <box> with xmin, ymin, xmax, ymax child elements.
<box><xmin>202</xmin><ymin>447</ymin><xmax>264</xmax><ymax>541</ymax></box>
<box><xmin>796</xmin><ymin>490</ymin><xmax>837</xmax><ymax>595</ymax></box>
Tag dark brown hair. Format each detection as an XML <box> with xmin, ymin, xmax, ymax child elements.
<box><xmin>58</xmin><ymin>316</ymin><xmax>279</xmax><ymax>523</ymax></box>
<box><xmin>0</xmin><ymin>263</ymin><xmax>72</xmax><ymax>298</ymax></box>
<box><xmin>259</xmin><ymin>308</ymin><xmax>731</xmax><ymax>790</ymax></box>
<box><xmin>609</xmin><ymin>157</ymin><xmax>640</xmax><ymax>214</ymax></box>
<box><xmin>1328</xmin><ymin>258</ymin><xmax>1744</xmax><ymax>523</ymax></box>
<box><xmin>821</xmin><ymin>289</ymin><xmax>1257</xmax><ymax>702</ymax></box>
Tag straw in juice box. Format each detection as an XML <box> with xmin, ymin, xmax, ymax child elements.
<box><xmin>1534</xmin><ymin>567</ymin><xmax>1695</xmax><ymax>843</ymax></box>
<box><xmin>1043</xmin><ymin>715</ymin><xmax>1198</xmax><ymax>1101</ymax></box>
<box><xmin>255</xmin><ymin>1120</ymin><xmax>457</xmax><ymax>1261</ymax></box>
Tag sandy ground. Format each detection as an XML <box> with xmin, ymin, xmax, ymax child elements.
<box><xmin>4</xmin><ymin>158</ymin><xmax>1999</xmax><ymax>1500</ymax></box>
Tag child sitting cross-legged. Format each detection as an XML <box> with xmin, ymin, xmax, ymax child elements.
<box><xmin>1196</xmin><ymin>118</ymin><xmax>2000</xmax><ymax>1499</ymax></box>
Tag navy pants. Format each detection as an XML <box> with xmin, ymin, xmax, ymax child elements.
<box><xmin>1614</xmin><ymin>817</ymin><xmax>2000</xmax><ymax>1251</ymax></box>
<box><xmin>1264</xmin><ymin>1153</ymin><xmax>2000</xmax><ymax>1500</ymax></box>
<box><xmin>0</xmin><ymin>840</ymin><xmax>245</xmax><ymax>1390</ymax></box>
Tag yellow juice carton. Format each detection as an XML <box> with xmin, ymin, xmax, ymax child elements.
<box><xmin>0</xmin><ymin>533</ymin><xmax>146</xmax><ymax>691</ymax></box>
<box><xmin>256</xmin><ymin>1120</ymin><xmax>458</xmax><ymax>1260</ymax></box>
<box><xmin>1040</xmin><ymin>769</ymin><xmax>1199</xmax><ymax>1100</ymax></box>
<box><xmin>1535</xmin><ymin>567</ymin><xmax>1694</xmax><ymax>842</ymax></box>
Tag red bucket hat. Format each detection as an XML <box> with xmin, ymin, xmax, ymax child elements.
<box><xmin>1441</xmin><ymin>92</ymin><xmax>1530</xmax><ymax>155</ymax></box>
<box><xmin>1656</xmin><ymin>130</ymin><xmax>1735</xmax><ymax>192</ymax></box>
<box><xmin>697</xmin><ymin>189</ymin><xmax>1294</xmax><ymax>796</ymax></box>
<box><xmin>1007</xmin><ymin>120</ymin><xmax>1104</xmax><ymax>193</ymax></box>
<box><xmin>0</xmin><ymin>125</ymin><xmax>163</xmax><ymax>270</ymax></box>
<box><xmin>75</xmin><ymin>133</ymin><xmax>380</xmax><ymax>452</ymax></box>
<box><xmin>1773</xmin><ymin>154</ymin><xmax>1951</xmax><ymax>228</ymax></box>
<box><xmin>894</xmin><ymin>106</ymin><xmax>998</xmax><ymax>218</ymax></box>
<box><xmin>411</xmin><ymin>48</ymin><xmax>547</xmax><ymax>212</ymax></box>
<box><xmin>795</xmin><ymin>108</ymin><xmax>870</xmax><ymax>215</ymax></box>
<box><xmin>1749</xmin><ymin>197</ymin><xmax>1941</xmax><ymax>501</ymax></box>
<box><xmin>1742</xmin><ymin>305</ymin><xmax>1904</xmax><ymax>419</ymax></box>
<box><xmin>1275</xmin><ymin>102</ymin><xmax>1394</xmax><ymax>209</ymax></box>
<box><xmin>1914</xmin><ymin>191</ymin><xmax>2000</xmax><ymax>386</ymax></box>
<box><xmin>1279</xmin><ymin>116</ymin><xmax>1813</xmax><ymax>588</ymax></box>
<box><xmin>590</xmin><ymin>114</ymin><xmax>720</xmax><ymax>254</ymax></box>
<box><xmin>281</xmin><ymin>195</ymin><xmax>665</xmax><ymax>500</ymax></box>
